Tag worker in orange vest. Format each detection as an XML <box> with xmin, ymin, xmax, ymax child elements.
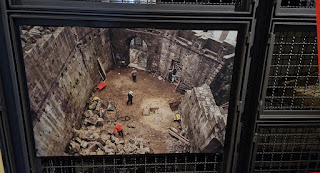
<box><xmin>113</xmin><ymin>122</ymin><xmax>124</xmax><ymax>137</ymax></box>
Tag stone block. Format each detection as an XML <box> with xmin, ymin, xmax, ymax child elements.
<box><xmin>95</xmin><ymin>100</ymin><xmax>102</xmax><ymax>111</ymax></box>
<box><xmin>97</xmin><ymin>118</ymin><xmax>104</xmax><ymax>126</ymax></box>
<box><xmin>96</xmin><ymin>150</ymin><xmax>105</xmax><ymax>155</ymax></box>
<box><xmin>89</xmin><ymin>101</ymin><xmax>97</xmax><ymax>110</ymax></box>
<box><xmin>97</xmin><ymin>138</ymin><xmax>106</xmax><ymax>146</ymax></box>
<box><xmin>88</xmin><ymin>143</ymin><xmax>99</xmax><ymax>152</ymax></box>
<box><xmin>142</xmin><ymin>107</ymin><xmax>150</xmax><ymax>116</ymax></box>
<box><xmin>84</xmin><ymin>110</ymin><xmax>94</xmax><ymax>118</ymax></box>
<box><xmin>127</xmin><ymin>123</ymin><xmax>136</xmax><ymax>128</ymax></box>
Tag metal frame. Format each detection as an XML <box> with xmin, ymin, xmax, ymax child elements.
<box><xmin>0</xmin><ymin>0</ymin><xmax>255</xmax><ymax>171</ymax></box>
<box><xmin>259</xmin><ymin>22</ymin><xmax>319</xmax><ymax>120</ymax></box>
<box><xmin>275</xmin><ymin>0</ymin><xmax>316</xmax><ymax>17</ymax></box>
<box><xmin>250</xmin><ymin>123</ymin><xmax>320</xmax><ymax>173</ymax></box>
<box><xmin>8</xmin><ymin>0</ymin><xmax>252</xmax><ymax>15</ymax></box>
<box><xmin>242</xmin><ymin>1</ymin><xmax>319</xmax><ymax>172</ymax></box>
<box><xmin>276</xmin><ymin>8</ymin><xmax>316</xmax><ymax>17</ymax></box>
<box><xmin>1</xmin><ymin>0</ymin><xmax>319</xmax><ymax>172</ymax></box>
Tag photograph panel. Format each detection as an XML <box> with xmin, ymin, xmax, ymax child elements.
<box><xmin>20</xmin><ymin>26</ymin><xmax>237</xmax><ymax>156</ymax></box>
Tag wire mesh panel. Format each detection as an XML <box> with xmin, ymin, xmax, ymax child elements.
<box><xmin>67</xmin><ymin>0</ymin><xmax>158</xmax><ymax>4</ymax></box>
<box><xmin>41</xmin><ymin>153</ymin><xmax>223</xmax><ymax>172</ymax></box>
<box><xmin>70</xmin><ymin>0</ymin><xmax>241</xmax><ymax>5</ymax></box>
<box><xmin>16</xmin><ymin>0</ymin><xmax>241</xmax><ymax>5</ymax></box>
<box><xmin>157</xmin><ymin>0</ymin><xmax>240</xmax><ymax>5</ymax></box>
<box><xmin>253</xmin><ymin>126</ymin><xmax>320</xmax><ymax>173</ymax></box>
<box><xmin>280</xmin><ymin>0</ymin><xmax>315</xmax><ymax>8</ymax></box>
<box><xmin>264</xmin><ymin>30</ymin><xmax>319</xmax><ymax>110</ymax></box>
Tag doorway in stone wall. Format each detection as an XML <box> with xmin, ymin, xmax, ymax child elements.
<box><xmin>129</xmin><ymin>37</ymin><xmax>148</xmax><ymax>70</ymax></box>
<box><xmin>170</xmin><ymin>60</ymin><xmax>183</xmax><ymax>83</ymax></box>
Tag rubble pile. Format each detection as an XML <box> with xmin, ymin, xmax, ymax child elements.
<box><xmin>67</xmin><ymin>128</ymin><xmax>154</xmax><ymax>156</ymax></box>
<box><xmin>65</xmin><ymin>97</ymin><xmax>154</xmax><ymax>156</ymax></box>
<box><xmin>20</xmin><ymin>26</ymin><xmax>56</xmax><ymax>49</ymax></box>
<box><xmin>168</xmin><ymin>127</ymin><xmax>190</xmax><ymax>153</ymax></box>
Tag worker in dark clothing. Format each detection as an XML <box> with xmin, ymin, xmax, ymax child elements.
<box><xmin>131</xmin><ymin>68</ymin><xmax>137</xmax><ymax>82</ymax></box>
<box><xmin>172</xmin><ymin>66</ymin><xmax>177</xmax><ymax>83</ymax></box>
<box><xmin>168</xmin><ymin>68</ymin><xmax>173</xmax><ymax>82</ymax></box>
<box><xmin>113</xmin><ymin>122</ymin><xmax>123</xmax><ymax>137</ymax></box>
<box><xmin>126</xmin><ymin>91</ymin><xmax>133</xmax><ymax>105</ymax></box>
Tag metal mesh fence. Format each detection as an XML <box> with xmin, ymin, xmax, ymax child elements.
<box><xmin>280</xmin><ymin>0</ymin><xmax>315</xmax><ymax>8</ymax></box>
<box><xmin>253</xmin><ymin>126</ymin><xmax>320</xmax><ymax>173</ymax></box>
<box><xmin>157</xmin><ymin>0</ymin><xmax>239</xmax><ymax>5</ymax></box>
<box><xmin>57</xmin><ymin>0</ymin><xmax>241</xmax><ymax>5</ymax></box>
<box><xmin>41</xmin><ymin>153</ymin><xmax>223</xmax><ymax>172</ymax></box>
<box><xmin>264</xmin><ymin>31</ymin><xmax>319</xmax><ymax>110</ymax></box>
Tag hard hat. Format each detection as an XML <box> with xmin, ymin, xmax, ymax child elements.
<box><xmin>114</xmin><ymin>122</ymin><xmax>117</xmax><ymax>125</ymax></box>
<box><xmin>129</xmin><ymin>91</ymin><xmax>133</xmax><ymax>94</ymax></box>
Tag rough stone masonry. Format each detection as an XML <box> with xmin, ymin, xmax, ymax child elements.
<box><xmin>179</xmin><ymin>84</ymin><xmax>227</xmax><ymax>153</ymax></box>
<box><xmin>21</xmin><ymin>26</ymin><xmax>113</xmax><ymax>156</ymax></box>
<box><xmin>21</xmin><ymin>26</ymin><xmax>235</xmax><ymax>156</ymax></box>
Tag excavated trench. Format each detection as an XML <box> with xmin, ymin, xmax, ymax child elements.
<box><xmin>21</xmin><ymin>26</ymin><xmax>236</xmax><ymax>156</ymax></box>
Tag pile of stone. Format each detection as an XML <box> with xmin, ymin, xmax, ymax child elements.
<box><xmin>68</xmin><ymin>129</ymin><xmax>153</xmax><ymax>156</ymax></box>
<box><xmin>20</xmin><ymin>26</ymin><xmax>56</xmax><ymax>48</ymax></box>
<box><xmin>88</xmin><ymin>98</ymin><xmax>104</xmax><ymax>112</ymax></box>
<box><xmin>83</xmin><ymin>110</ymin><xmax>104</xmax><ymax>126</ymax></box>
<box><xmin>65</xmin><ymin>97</ymin><xmax>153</xmax><ymax>156</ymax></box>
<box><xmin>142</xmin><ymin>107</ymin><xmax>159</xmax><ymax>116</ymax></box>
<box><xmin>83</xmin><ymin>97</ymin><xmax>107</xmax><ymax>126</ymax></box>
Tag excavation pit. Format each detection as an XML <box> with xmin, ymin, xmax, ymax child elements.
<box><xmin>21</xmin><ymin>26</ymin><xmax>236</xmax><ymax>156</ymax></box>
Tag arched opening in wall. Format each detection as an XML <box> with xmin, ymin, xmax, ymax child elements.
<box><xmin>128</xmin><ymin>37</ymin><xmax>148</xmax><ymax>70</ymax></box>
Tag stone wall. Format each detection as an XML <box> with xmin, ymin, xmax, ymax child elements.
<box><xmin>21</xmin><ymin>27</ymin><xmax>235</xmax><ymax>156</ymax></box>
<box><xmin>22</xmin><ymin>26</ymin><xmax>113</xmax><ymax>156</ymax></box>
<box><xmin>178</xmin><ymin>84</ymin><xmax>227</xmax><ymax>153</ymax></box>
<box><xmin>109</xmin><ymin>29</ymin><xmax>235</xmax><ymax>87</ymax></box>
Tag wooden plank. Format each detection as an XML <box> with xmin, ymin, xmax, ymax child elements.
<box><xmin>169</xmin><ymin>131</ymin><xmax>189</xmax><ymax>145</ymax></box>
<box><xmin>169</xmin><ymin>129</ymin><xmax>190</xmax><ymax>145</ymax></box>
<box><xmin>97</xmin><ymin>58</ymin><xmax>107</xmax><ymax>80</ymax></box>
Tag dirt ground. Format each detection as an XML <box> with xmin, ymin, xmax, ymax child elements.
<box><xmin>93</xmin><ymin>67</ymin><xmax>185</xmax><ymax>154</ymax></box>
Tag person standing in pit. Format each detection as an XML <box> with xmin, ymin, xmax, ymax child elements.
<box><xmin>131</xmin><ymin>68</ymin><xmax>137</xmax><ymax>82</ymax></box>
<box><xmin>126</xmin><ymin>91</ymin><xmax>133</xmax><ymax>105</ymax></box>
<box><xmin>113</xmin><ymin>122</ymin><xmax>124</xmax><ymax>137</ymax></box>
<box><xmin>172</xmin><ymin>66</ymin><xmax>177</xmax><ymax>83</ymax></box>
<box><xmin>168</xmin><ymin>68</ymin><xmax>173</xmax><ymax>82</ymax></box>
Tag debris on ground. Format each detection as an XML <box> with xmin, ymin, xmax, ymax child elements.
<box><xmin>142</xmin><ymin>107</ymin><xmax>150</xmax><ymax>116</ymax></box>
<box><xmin>67</xmin><ymin>128</ymin><xmax>154</xmax><ymax>155</ymax></box>
<box><xmin>66</xmin><ymin>95</ymin><xmax>154</xmax><ymax>156</ymax></box>
<box><xmin>88</xmin><ymin>101</ymin><xmax>97</xmax><ymax>110</ymax></box>
<box><xmin>95</xmin><ymin>101</ymin><xmax>102</xmax><ymax>111</ymax></box>
<box><xmin>149</xmin><ymin>107</ymin><xmax>159</xmax><ymax>113</ymax></box>
<box><xmin>169</xmin><ymin>127</ymin><xmax>190</xmax><ymax>145</ymax></box>
<box><xmin>127</xmin><ymin>122</ymin><xmax>136</xmax><ymax>128</ymax></box>
<box><xmin>66</xmin><ymin>69</ymin><xmax>187</xmax><ymax>155</ymax></box>
<box><xmin>84</xmin><ymin>110</ymin><xmax>94</xmax><ymax>118</ymax></box>
<box><xmin>84</xmin><ymin>114</ymin><xmax>99</xmax><ymax>125</ymax></box>
<box><xmin>169</xmin><ymin>101</ymin><xmax>181</xmax><ymax>111</ymax></box>
<box><xmin>107</xmin><ymin>102</ymin><xmax>117</xmax><ymax>111</ymax></box>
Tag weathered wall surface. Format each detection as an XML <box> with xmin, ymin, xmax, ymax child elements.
<box><xmin>178</xmin><ymin>84</ymin><xmax>227</xmax><ymax>153</ymax></box>
<box><xmin>21</xmin><ymin>27</ymin><xmax>235</xmax><ymax>156</ymax></box>
<box><xmin>22</xmin><ymin>26</ymin><xmax>113</xmax><ymax>156</ymax></box>
<box><xmin>129</xmin><ymin>38</ymin><xmax>148</xmax><ymax>70</ymax></box>
<box><xmin>210</xmin><ymin>56</ymin><xmax>234</xmax><ymax>106</ymax></box>
<box><xmin>109</xmin><ymin>29</ymin><xmax>235</xmax><ymax>87</ymax></box>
